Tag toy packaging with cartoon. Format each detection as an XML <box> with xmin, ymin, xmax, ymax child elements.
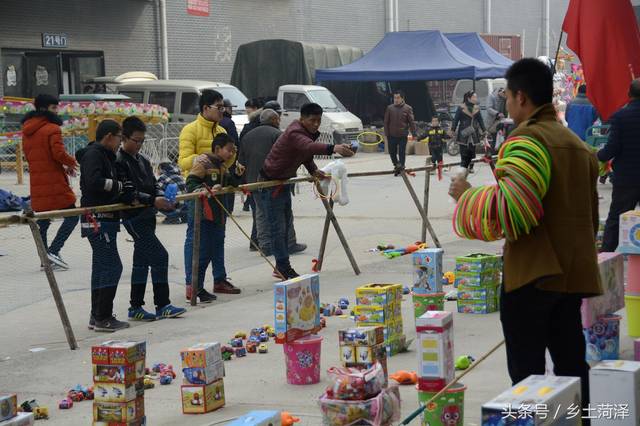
<box><xmin>455</xmin><ymin>253</ymin><xmax>502</xmax><ymax>315</ymax></box>
<box><xmin>338</xmin><ymin>326</ymin><xmax>388</xmax><ymax>383</ymax></box>
<box><xmin>618</xmin><ymin>210</ymin><xmax>640</xmax><ymax>254</ymax></box>
<box><xmin>0</xmin><ymin>412</ymin><xmax>34</xmax><ymax>426</ymax></box>
<box><xmin>355</xmin><ymin>284</ymin><xmax>406</xmax><ymax>357</ymax></box>
<box><xmin>181</xmin><ymin>379</ymin><xmax>225</xmax><ymax>414</ymax></box>
<box><xmin>580</xmin><ymin>252</ymin><xmax>624</xmax><ymax>328</ymax></box>
<box><xmin>227</xmin><ymin>410</ymin><xmax>281</xmax><ymax>426</ymax></box>
<box><xmin>274</xmin><ymin>274</ymin><xmax>321</xmax><ymax>344</ymax></box>
<box><xmin>180</xmin><ymin>342</ymin><xmax>225</xmax><ymax>385</ymax></box>
<box><xmin>417</xmin><ymin>382</ymin><xmax>466</xmax><ymax>426</ymax></box>
<box><xmin>412</xmin><ymin>249</ymin><xmax>444</xmax><ymax>295</ymax></box>
<box><xmin>0</xmin><ymin>394</ymin><xmax>18</xmax><ymax>423</ymax></box>
<box><xmin>91</xmin><ymin>341</ymin><xmax>147</xmax><ymax>425</ymax></box>
<box><xmin>415</xmin><ymin>311</ymin><xmax>454</xmax><ymax>392</ymax></box>
<box><xmin>481</xmin><ymin>375</ymin><xmax>581</xmax><ymax>426</ymax></box>
<box><xmin>318</xmin><ymin>385</ymin><xmax>401</xmax><ymax>426</ymax></box>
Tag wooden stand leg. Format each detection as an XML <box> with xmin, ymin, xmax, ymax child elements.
<box><xmin>314</xmin><ymin>181</ymin><xmax>360</xmax><ymax>275</ymax></box>
<box><xmin>190</xmin><ymin>197</ymin><xmax>201</xmax><ymax>306</ymax></box>
<box><xmin>26</xmin><ymin>218</ymin><xmax>78</xmax><ymax>350</ymax></box>
<box><xmin>315</xmin><ymin>200</ymin><xmax>333</xmax><ymax>272</ymax></box>
<box><xmin>421</xmin><ymin>158</ymin><xmax>432</xmax><ymax>243</ymax></box>
<box><xmin>16</xmin><ymin>140</ymin><xmax>24</xmax><ymax>185</ymax></box>
<box><xmin>400</xmin><ymin>171</ymin><xmax>441</xmax><ymax>248</ymax></box>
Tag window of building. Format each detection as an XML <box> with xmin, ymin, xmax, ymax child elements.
<box><xmin>149</xmin><ymin>91</ymin><xmax>175</xmax><ymax>113</ymax></box>
<box><xmin>283</xmin><ymin>92</ymin><xmax>309</xmax><ymax>111</ymax></box>
<box><xmin>180</xmin><ymin>92</ymin><xmax>199</xmax><ymax>115</ymax></box>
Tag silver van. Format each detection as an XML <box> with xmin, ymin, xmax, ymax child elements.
<box><xmin>117</xmin><ymin>80</ymin><xmax>249</xmax><ymax>131</ymax></box>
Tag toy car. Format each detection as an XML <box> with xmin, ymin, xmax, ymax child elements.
<box><xmin>335</xmin><ymin>307</ymin><xmax>343</xmax><ymax>315</ymax></box>
<box><xmin>320</xmin><ymin>317</ymin><xmax>327</xmax><ymax>328</ymax></box>
<box><xmin>33</xmin><ymin>406</ymin><xmax>49</xmax><ymax>419</ymax></box>
<box><xmin>143</xmin><ymin>378</ymin><xmax>155</xmax><ymax>389</ymax></box>
<box><xmin>230</xmin><ymin>338</ymin><xmax>244</xmax><ymax>348</ymax></box>
<box><xmin>67</xmin><ymin>390</ymin><xmax>84</xmax><ymax>402</ymax></box>
<box><xmin>264</xmin><ymin>326</ymin><xmax>276</xmax><ymax>337</ymax></box>
<box><xmin>235</xmin><ymin>347</ymin><xmax>247</xmax><ymax>357</ymax></box>
<box><xmin>160</xmin><ymin>375</ymin><xmax>173</xmax><ymax>385</ymax></box>
<box><xmin>58</xmin><ymin>398</ymin><xmax>73</xmax><ymax>409</ymax></box>
<box><xmin>221</xmin><ymin>346</ymin><xmax>234</xmax><ymax>361</ymax></box>
<box><xmin>234</xmin><ymin>331</ymin><xmax>247</xmax><ymax>339</ymax></box>
<box><xmin>250</xmin><ymin>328</ymin><xmax>261</xmax><ymax>337</ymax></box>
<box><xmin>338</xmin><ymin>298</ymin><xmax>350</xmax><ymax>310</ymax></box>
<box><xmin>259</xmin><ymin>332</ymin><xmax>269</xmax><ymax>342</ymax></box>
<box><xmin>249</xmin><ymin>335</ymin><xmax>260</xmax><ymax>344</ymax></box>
<box><xmin>258</xmin><ymin>343</ymin><xmax>268</xmax><ymax>354</ymax></box>
<box><xmin>161</xmin><ymin>365</ymin><xmax>176</xmax><ymax>379</ymax></box>
<box><xmin>246</xmin><ymin>342</ymin><xmax>257</xmax><ymax>353</ymax></box>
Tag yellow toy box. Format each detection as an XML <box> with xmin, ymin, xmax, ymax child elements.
<box><xmin>181</xmin><ymin>379</ymin><xmax>225</xmax><ymax>414</ymax></box>
<box><xmin>355</xmin><ymin>284</ymin><xmax>402</xmax><ymax>307</ymax></box>
<box><xmin>94</xmin><ymin>378</ymin><xmax>144</xmax><ymax>403</ymax></box>
<box><xmin>92</xmin><ymin>397</ymin><xmax>144</xmax><ymax>424</ymax></box>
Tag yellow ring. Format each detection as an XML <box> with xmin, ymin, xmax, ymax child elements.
<box><xmin>356</xmin><ymin>131</ymin><xmax>384</xmax><ymax>146</ymax></box>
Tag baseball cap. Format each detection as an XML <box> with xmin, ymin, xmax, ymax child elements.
<box><xmin>222</xmin><ymin>99</ymin><xmax>236</xmax><ymax>108</ymax></box>
<box><xmin>263</xmin><ymin>100</ymin><xmax>282</xmax><ymax>113</ymax></box>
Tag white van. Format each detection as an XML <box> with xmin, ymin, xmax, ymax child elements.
<box><xmin>117</xmin><ymin>80</ymin><xmax>249</xmax><ymax>133</ymax></box>
<box><xmin>451</xmin><ymin>78</ymin><xmax>506</xmax><ymax>123</ymax></box>
<box><xmin>277</xmin><ymin>85</ymin><xmax>363</xmax><ymax>144</ymax></box>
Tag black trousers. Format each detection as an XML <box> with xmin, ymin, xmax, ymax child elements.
<box><xmin>602</xmin><ymin>185</ymin><xmax>640</xmax><ymax>252</ymax></box>
<box><xmin>500</xmin><ymin>283</ymin><xmax>590</xmax><ymax>411</ymax></box>
<box><xmin>387</xmin><ymin>136</ymin><xmax>408</xmax><ymax>167</ymax></box>
<box><xmin>88</xmin><ymin>229</ymin><xmax>123</xmax><ymax>322</ymax></box>
<box><xmin>123</xmin><ymin>216</ymin><xmax>170</xmax><ymax>309</ymax></box>
<box><xmin>37</xmin><ymin>204</ymin><xmax>79</xmax><ymax>256</ymax></box>
<box><xmin>460</xmin><ymin>143</ymin><xmax>476</xmax><ymax>169</ymax></box>
<box><xmin>430</xmin><ymin>146</ymin><xmax>443</xmax><ymax>164</ymax></box>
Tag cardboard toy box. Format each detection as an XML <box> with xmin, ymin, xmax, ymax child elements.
<box><xmin>385</xmin><ymin>335</ymin><xmax>407</xmax><ymax>357</ymax></box>
<box><xmin>580</xmin><ymin>252</ymin><xmax>625</xmax><ymax>328</ymax></box>
<box><xmin>180</xmin><ymin>342</ymin><xmax>224</xmax><ymax>385</ymax></box>
<box><xmin>93</xmin><ymin>397</ymin><xmax>145</xmax><ymax>424</ymax></box>
<box><xmin>0</xmin><ymin>412</ymin><xmax>34</xmax><ymax>426</ymax></box>
<box><xmin>455</xmin><ymin>253</ymin><xmax>502</xmax><ymax>273</ymax></box>
<box><xmin>481</xmin><ymin>375</ymin><xmax>581</xmax><ymax>426</ymax></box>
<box><xmin>454</xmin><ymin>270</ymin><xmax>501</xmax><ymax>288</ymax></box>
<box><xmin>94</xmin><ymin>378</ymin><xmax>144</xmax><ymax>403</ymax></box>
<box><xmin>618</xmin><ymin>210</ymin><xmax>640</xmax><ymax>254</ymax></box>
<box><xmin>92</xmin><ymin>341</ymin><xmax>146</xmax><ymax>366</ymax></box>
<box><xmin>227</xmin><ymin>410</ymin><xmax>281</xmax><ymax>426</ymax></box>
<box><xmin>457</xmin><ymin>284</ymin><xmax>500</xmax><ymax>301</ymax></box>
<box><xmin>93</xmin><ymin>419</ymin><xmax>146</xmax><ymax>426</ymax></box>
<box><xmin>93</xmin><ymin>361</ymin><xmax>145</xmax><ymax>385</ymax></box>
<box><xmin>181</xmin><ymin>379</ymin><xmax>225</xmax><ymax>414</ymax></box>
<box><xmin>354</xmin><ymin>305</ymin><xmax>400</xmax><ymax>325</ymax></box>
<box><xmin>590</xmin><ymin>360</ymin><xmax>640</xmax><ymax>426</ymax></box>
<box><xmin>338</xmin><ymin>326</ymin><xmax>384</xmax><ymax>346</ymax></box>
<box><xmin>355</xmin><ymin>283</ymin><xmax>402</xmax><ymax>307</ymax></box>
<box><xmin>274</xmin><ymin>274</ymin><xmax>320</xmax><ymax>344</ymax></box>
<box><xmin>416</xmin><ymin>311</ymin><xmax>454</xmax><ymax>389</ymax></box>
<box><xmin>457</xmin><ymin>298</ymin><xmax>498</xmax><ymax>314</ymax></box>
<box><xmin>0</xmin><ymin>394</ymin><xmax>17</xmax><ymax>422</ymax></box>
<box><xmin>412</xmin><ymin>249</ymin><xmax>444</xmax><ymax>294</ymax></box>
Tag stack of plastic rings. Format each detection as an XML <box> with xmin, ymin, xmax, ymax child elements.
<box><xmin>453</xmin><ymin>135</ymin><xmax>552</xmax><ymax>242</ymax></box>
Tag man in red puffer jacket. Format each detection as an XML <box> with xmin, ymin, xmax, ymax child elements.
<box><xmin>22</xmin><ymin>94</ymin><xmax>79</xmax><ymax>270</ymax></box>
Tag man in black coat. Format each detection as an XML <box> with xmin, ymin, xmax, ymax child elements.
<box><xmin>598</xmin><ymin>79</ymin><xmax>640</xmax><ymax>251</ymax></box>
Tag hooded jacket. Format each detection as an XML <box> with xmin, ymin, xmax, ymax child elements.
<box><xmin>261</xmin><ymin>120</ymin><xmax>333</xmax><ymax>180</ymax></box>
<box><xmin>21</xmin><ymin>111</ymin><xmax>77</xmax><ymax>212</ymax></box>
<box><xmin>178</xmin><ymin>114</ymin><xmax>231</xmax><ymax>176</ymax></box>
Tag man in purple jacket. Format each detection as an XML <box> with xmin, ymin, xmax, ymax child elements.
<box><xmin>257</xmin><ymin>103</ymin><xmax>354</xmax><ymax>279</ymax></box>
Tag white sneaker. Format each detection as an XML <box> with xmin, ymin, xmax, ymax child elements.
<box><xmin>47</xmin><ymin>253</ymin><xmax>69</xmax><ymax>270</ymax></box>
<box><xmin>40</xmin><ymin>262</ymin><xmax>63</xmax><ymax>272</ymax></box>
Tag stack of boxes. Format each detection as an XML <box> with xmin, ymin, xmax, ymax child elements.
<box><xmin>411</xmin><ymin>248</ymin><xmax>446</xmax><ymax>318</ymax></box>
<box><xmin>415</xmin><ymin>311</ymin><xmax>454</xmax><ymax>392</ymax></box>
<box><xmin>338</xmin><ymin>326</ymin><xmax>388</xmax><ymax>382</ymax></box>
<box><xmin>618</xmin><ymin>210</ymin><xmax>640</xmax><ymax>338</ymax></box>
<box><xmin>0</xmin><ymin>394</ymin><xmax>33</xmax><ymax>426</ymax></box>
<box><xmin>273</xmin><ymin>274</ymin><xmax>321</xmax><ymax>344</ymax></box>
<box><xmin>180</xmin><ymin>342</ymin><xmax>225</xmax><ymax>414</ymax></box>
<box><xmin>354</xmin><ymin>284</ymin><xmax>406</xmax><ymax>357</ymax></box>
<box><xmin>455</xmin><ymin>253</ymin><xmax>502</xmax><ymax>314</ymax></box>
<box><xmin>91</xmin><ymin>340</ymin><xmax>146</xmax><ymax>425</ymax></box>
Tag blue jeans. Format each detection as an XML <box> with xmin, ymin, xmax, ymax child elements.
<box><xmin>196</xmin><ymin>220</ymin><xmax>227</xmax><ymax>290</ymax></box>
<box><xmin>37</xmin><ymin>204</ymin><xmax>79</xmax><ymax>255</ymax></box>
<box><xmin>256</xmin><ymin>185</ymin><xmax>292</xmax><ymax>271</ymax></box>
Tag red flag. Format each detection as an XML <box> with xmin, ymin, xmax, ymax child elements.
<box><xmin>562</xmin><ymin>0</ymin><xmax>640</xmax><ymax>120</ymax></box>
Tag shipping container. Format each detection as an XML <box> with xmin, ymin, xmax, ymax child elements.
<box><xmin>480</xmin><ymin>34</ymin><xmax>523</xmax><ymax>61</ymax></box>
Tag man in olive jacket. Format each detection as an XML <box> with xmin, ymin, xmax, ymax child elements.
<box><xmin>450</xmin><ymin>58</ymin><xmax>602</xmax><ymax>411</ymax></box>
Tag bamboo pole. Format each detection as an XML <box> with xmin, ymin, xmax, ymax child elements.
<box><xmin>400</xmin><ymin>171</ymin><xmax>441</xmax><ymax>248</ymax></box>
<box><xmin>16</xmin><ymin>140</ymin><xmax>24</xmax><ymax>185</ymax></box>
<box><xmin>314</xmin><ymin>180</ymin><xmax>360</xmax><ymax>275</ymax></box>
<box><xmin>421</xmin><ymin>156</ymin><xmax>431</xmax><ymax>243</ymax></box>
<box><xmin>315</xmin><ymin>199</ymin><xmax>334</xmax><ymax>272</ymax></box>
<box><xmin>26</xmin><ymin>218</ymin><xmax>78</xmax><ymax>350</ymax></box>
<box><xmin>190</xmin><ymin>197</ymin><xmax>201</xmax><ymax>306</ymax></box>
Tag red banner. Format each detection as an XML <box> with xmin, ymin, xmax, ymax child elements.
<box><xmin>187</xmin><ymin>0</ymin><xmax>209</xmax><ymax>17</ymax></box>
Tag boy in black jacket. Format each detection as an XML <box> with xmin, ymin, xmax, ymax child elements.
<box><xmin>116</xmin><ymin>117</ymin><xmax>187</xmax><ymax>321</ymax></box>
<box><xmin>79</xmin><ymin>120</ymin><xmax>134</xmax><ymax>332</ymax></box>
<box><xmin>186</xmin><ymin>133</ymin><xmax>243</xmax><ymax>302</ymax></box>
<box><xmin>425</xmin><ymin>116</ymin><xmax>450</xmax><ymax>179</ymax></box>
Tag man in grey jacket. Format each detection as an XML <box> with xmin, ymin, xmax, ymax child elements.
<box><xmin>486</xmin><ymin>87</ymin><xmax>507</xmax><ymax>149</ymax></box>
<box><xmin>239</xmin><ymin>109</ymin><xmax>305</xmax><ymax>257</ymax></box>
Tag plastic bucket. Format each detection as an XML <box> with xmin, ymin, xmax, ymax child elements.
<box><xmin>412</xmin><ymin>293</ymin><xmax>445</xmax><ymax>318</ymax></box>
<box><xmin>625</xmin><ymin>295</ymin><xmax>640</xmax><ymax>337</ymax></box>
<box><xmin>417</xmin><ymin>383</ymin><xmax>466</xmax><ymax>426</ymax></box>
<box><xmin>628</xmin><ymin>256</ymin><xmax>640</xmax><ymax>293</ymax></box>
<box><xmin>583</xmin><ymin>314</ymin><xmax>621</xmax><ymax>361</ymax></box>
<box><xmin>283</xmin><ymin>335</ymin><xmax>322</xmax><ymax>385</ymax></box>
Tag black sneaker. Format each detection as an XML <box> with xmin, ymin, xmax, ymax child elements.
<box><xmin>197</xmin><ymin>289</ymin><xmax>217</xmax><ymax>303</ymax></box>
<box><xmin>88</xmin><ymin>315</ymin><xmax>95</xmax><ymax>330</ymax></box>
<box><xmin>249</xmin><ymin>245</ymin><xmax>258</xmax><ymax>252</ymax></box>
<box><xmin>276</xmin><ymin>267</ymin><xmax>299</xmax><ymax>280</ymax></box>
<box><xmin>288</xmin><ymin>243</ymin><xmax>307</xmax><ymax>254</ymax></box>
<box><xmin>94</xmin><ymin>316</ymin><xmax>130</xmax><ymax>332</ymax></box>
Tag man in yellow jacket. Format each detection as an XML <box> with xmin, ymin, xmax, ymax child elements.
<box><xmin>179</xmin><ymin>89</ymin><xmax>239</xmax><ymax>300</ymax></box>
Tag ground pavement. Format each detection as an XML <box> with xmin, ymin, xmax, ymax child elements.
<box><xmin>0</xmin><ymin>152</ymin><xmax>632</xmax><ymax>425</ymax></box>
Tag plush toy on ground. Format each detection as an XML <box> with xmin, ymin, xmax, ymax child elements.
<box><xmin>389</xmin><ymin>370</ymin><xmax>418</xmax><ymax>385</ymax></box>
<box><xmin>281</xmin><ymin>411</ymin><xmax>301</xmax><ymax>425</ymax></box>
<box><xmin>455</xmin><ymin>355</ymin><xmax>475</xmax><ymax>370</ymax></box>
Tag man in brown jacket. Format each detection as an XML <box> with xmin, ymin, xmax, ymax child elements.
<box><xmin>384</xmin><ymin>90</ymin><xmax>416</xmax><ymax>175</ymax></box>
<box><xmin>450</xmin><ymin>58</ymin><xmax>602</xmax><ymax>410</ymax></box>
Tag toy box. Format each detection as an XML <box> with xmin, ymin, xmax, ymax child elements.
<box><xmin>412</xmin><ymin>249</ymin><xmax>444</xmax><ymax>294</ymax></box>
<box><xmin>180</xmin><ymin>342</ymin><xmax>222</xmax><ymax>384</ymax></box>
<box><xmin>274</xmin><ymin>274</ymin><xmax>320</xmax><ymax>344</ymax></box>
<box><xmin>416</xmin><ymin>311</ymin><xmax>454</xmax><ymax>390</ymax></box>
<box><xmin>385</xmin><ymin>335</ymin><xmax>407</xmax><ymax>357</ymax></box>
<box><xmin>94</xmin><ymin>378</ymin><xmax>144</xmax><ymax>403</ymax></box>
<box><xmin>455</xmin><ymin>253</ymin><xmax>501</xmax><ymax>273</ymax></box>
<box><xmin>354</xmin><ymin>305</ymin><xmax>398</xmax><ymax>325</ymax></box>
<box><xmin>580</xmin><ymin>252</ymin><xmax>625</xmax><ymax>328</ymax></box>
<box><xmin>92</xmin><ymin>419</ymin><xmax>145</xmax><ymax>426</ymax></box>
<box><xmin>590</xmin><ymin>360</ymin><xmax>640</xmax><ymax>426</ymax></box>
<box><xmin>618</xmin><ymin>210</ymin><xmax>640</xmax><ymax>254</ymax></box>
<box><xmin>412</xmin><ymin>293</ymin><xmax>445</xmax><ymax>318</ymax></box>
<box><xmin>92</xmin><ymin>341</ymin><xmax>146</xmax><ymax>365</ymax></box>
<box><xmin>339</xmin><ymin>344</ymin><xmax>357</xmax><ymax>364</ymax></box>
<box><xmin>227</xmin><ymin>410</ymin><xmax>281</xmax><ymax>426</ymax></box>
<box><xmin>93</xmin><ymin>361</ymin><xmax>145</xmax><ymax>385</ymax></box>
<box><xmin>481</xmin><ymin>375</ymin><xmax>581</xmax><ymax>426</ymax></box>
<box><xmin>338</xmin><ymin>326</ymin><xmax>384</xmax><ymax>346</ymax></box>
<box><xmin>0</xmin><ymin>412</ymin><xmax>33</xmax><ymax>426</ymax></box>
<box><xmin>457</xmin><ymin>298</ymin><xmax>498</xmax><ymax>314</ymax></box>
<box><xmin>354</xmin><ymin>343</ymin><xmax>386</xmax><ymax>365</ymax></box>
<box><xmin>93</xmin><ymin>397</ymin><xmax>144</xmax><ymax>424</ymax></box>
<box><xmin>454</xmin><ymin>270</ymin><xmax>500</xmax><ymax>288</ymax></box>
<box><xmin>0</xmin><ymin>394</ymin><xmax>17</xmax><ymax>422</ymax></box>
<box><xmin>319</xmin><ymin>385</ymin><xmax>401</xmax><ymax>426</ymax></box>
<box><xmin>355</xmin><ymin>283</ymin><xmax>402</xmax><ymax>307</ymax></box>
<box><xmin>181</xmin><ymin>379</ymin><xmax>225</xmax><ymax>414</ymax></box>
<box><xmin>457</xmin><ymin>284</ymin><xmax>500</xmax><ymax>301</ymax></box>
<box><xmin>182</xmin><ymin>360</ymin><xmax>225</xmax><ymax>385</ymax></box>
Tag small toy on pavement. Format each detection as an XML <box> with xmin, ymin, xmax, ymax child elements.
<box><xmin>282</xmin><ymin>411</ymin><xmax>301</xmax><ymax>425</ymax></box>
<box><xmin>33</xmin><ymin>406</ymin><xmax>49</xmax><ymax>420</ymax></box>
<box><xmin>403</xmin><ymin>286</ymin><xmax>410</xmax><ymax>295</ymax></box>
<box><xmin>338</xmin><ymin>298</ymin><xmax>350</xmax><ymax>310</ymax></box>
<box><xmin>58</xmin><ymin>398</ymin><xmax>73</xmax><ymax>409</ymax></box>
<box><xmin>455</xmin><ymin>355</ymin><xmax>475</xmax><ymax>370</ymax></box>
<box><xmin>259</xmin><ymin>332</ymin><xmax>269</xmax><ymax>342</ymax></box>
<box><xmin>160</xmin><ymin>375</ymin><xmax>173</xmax><ymax>385</ymax></box>
<box><xmin>258</xmin><ymin>343</ymin><xmax>268</xmax><ymax>354</ymax></box>
<box><xmin>230</xmin><ymin>338</ymin><xmax>244</xmax><ymax>348</ymax></box>
<box><xmin>234</xmin><ymin>331</ymin><xmax>247</xmax><ymax>340</ymax></box>
<box><xmin>143</xmin><ymin>378</ymin><xmax>155</xmax><ymax>389</ymax></box>
<box><xmin>221</xmin><ymin>346</ymin><xmax>234</xmax><ymax>361</ymax></box>
<box><xmin>263</xmin><ymin>325</ymin><xmax>276</xmax><ymax>337</ymax></box>
<box><xmin>444</xmin><ymin>271</ymin><xmax>455</xmax><ymax>285</ymax></box>
<box><xmin>246</xmin><ymin>342</ymin><xmax>257</xmax><ymax>353</ymax></box>
<box><xmin>320</xmin><ymin>317</ymin><xmax>327</xmax><ymax>328</ymax></box>
<box><xmin>19</xmin><ymin>400</ymin><xmax>38</xmax><ymax>412</ymax></box>
<box><xmin>235</xmin><ymin>347</ymin><xmax>247</xmax><ymax>357</ymax></box>
<box><xmin>389</xmin><ymin>370</ymin><xmax>418</xmax><ymax>385</ymax></box>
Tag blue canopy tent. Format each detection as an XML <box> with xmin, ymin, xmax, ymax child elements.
<box><xmin>315</xmin><ymin>30</ymin><xmax>507</xmax><ymax>82</ymax></box>
<box><xmin>445</xmin><ymin>32</ymin><xmax>513</xmax><ymax>67</ymax></box>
